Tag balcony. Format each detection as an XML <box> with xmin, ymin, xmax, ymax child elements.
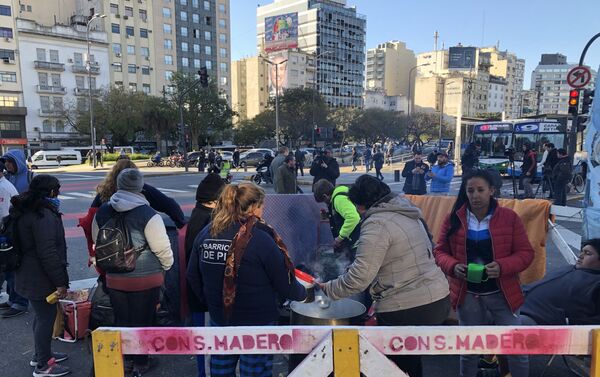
<box><xmin>72</xmin><ymin>63</ymin><xmax>100</xmax><ymax>74</ymax></box>
<box><xmin>36</xmin><ymin>85</ymin><xmax>66</xmax><ymax>94</ymax></box>
<box><xmin>0</xmin><ymin>106</ymin><xmax>27</xmax><ymax>116</ymax></box>
<box><xmin>38</xmin><ymin>108</ymin><xmax>64</xmax><ymax>117</ymax></box>
<box><xmin>34</xmin><ymin>61</ymin><xmax>65</xmax><ymax>71</ymax></box>
<box><xmin>40</xmin><ymin>131</ymin><xmax>88</xmax><ymax>141</ymax></box>
<box><xmin>73</xmin><ymin>87</ymin><xmax>102</xmax><ymax>96</ymax></box>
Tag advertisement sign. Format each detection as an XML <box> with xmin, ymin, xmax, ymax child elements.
<box><xmin>584</xmin><ymin>69</ymin><xmax>600</xmax><ymax>240</ymax></box>
<box><xmin>449</xmin><ymin>46</ymin><xmax>477</xmax><ymax>70</ymax></box>
<box><xmin>476</xmin><ymin>123</ymin><xmax>512</xmax><ymax>132</ymax></box>
<box><xmin>264</xmin><ymin>12</ymin><xmax>299</xmax><ymax>53</ymax></box>
<box><xmin>267</xmin><ymin>51</ymin><xmax>288</xmax><ymax>97</ymax></box>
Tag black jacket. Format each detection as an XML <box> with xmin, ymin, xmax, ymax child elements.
<box><xmin>184</xmin><ymin>203</ymin><xmax>213</xmax><ymax>312</ymax></box>
<box><xmin>310</xmin><ymin>156</ymin><xmax>340</xmax><ymax>185</ymax></box>
<box><xmin>15</xmin><ymin>206</ymin><xmax>69</xmax><ymax>300</ymax></box>
<box><xmin>552</xmin><ymin>156</ymin><xmax>572</xmax><ymax>183</ymax></box>
<box><xmin>461</xmin><ymin>146</ymin><xmax>480</xmax><ymax>170</ymax></box>
<box><xmin>544</xmin><ymin>149</ymin><xmax>559</xmax><ymax>172</ymax></box>
<box><xmin>402</xmin><ymin>160</ymin><xmax>429</xmax><ymax>195</ymax></box>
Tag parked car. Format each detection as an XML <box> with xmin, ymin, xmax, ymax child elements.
<box><xmin>30</xmin><ymin>150</ymin><xmax>82</xmax><ymax>169</ymax></box>
<box><xmin>239</xmin><ymin>151</ymin><xmax>268</xmax><ymax>168</ymax></box>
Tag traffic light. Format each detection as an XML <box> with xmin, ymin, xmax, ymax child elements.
<box><xmin>568</xmin><ymin>89</ymin><xmax>580</xmax><ymax>116</ymax></box>
<box><xmin>315</xmin><ymin>127</ymin><xmax>321</xmax><ymax>137</ymax></box>
<box><xmin>198</xmin><ymin>67</ymin><xmax>209</xmax><ymax>88</ymax></box>
<box><xmin>582</xmin><ymin>88</ymin><xmax>595</xmax><ymax>114</ymax></box>
<box><xmin>577</xmin><ymin>116</ymin><xmax>589</xmax><ymax>132</ymax></box>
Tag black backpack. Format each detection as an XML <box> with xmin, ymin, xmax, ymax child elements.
<box><xmin>95</xmin><ymin>211</ymin><xmax>142</xmax><ymax>273</ymax></box>
<box><xmin>0</xmin><ymin>214</ymin><xmax>21</xmax><ymax>273</ymax></box>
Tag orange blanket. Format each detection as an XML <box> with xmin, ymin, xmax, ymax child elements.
<box><xmin>405</xmin><ymin>195</ymin><xmax>551</xmax><ymax>284</ymax></box>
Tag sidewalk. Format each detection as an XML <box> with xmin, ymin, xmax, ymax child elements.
<box><xmin>38</xmin><ymin>161</ymin><xmax>200</xmax><ymax>177</ymax></box>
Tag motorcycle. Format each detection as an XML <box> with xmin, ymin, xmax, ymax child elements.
<box><xmin>147</xmin><ymin>159</ymin><xmax>164</xmax><ymax>167</ymax></box>
<box><xmin>251</xmin><ymin>166</ymin><xmax>272</xmax><ymax>185</ymax></box>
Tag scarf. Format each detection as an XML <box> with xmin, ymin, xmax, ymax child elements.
<box><xmin>222</xmin><ymin>215</ymin><xmax>294</xmax><ymax>321</ymax></box>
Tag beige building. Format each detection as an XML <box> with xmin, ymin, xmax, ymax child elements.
<box><xmin>480</xmin><ymin>47</ymin><xmax>525</xmax><ymax>119</ymax></box>
<box><xmin>366</xmin><ymin>41</ymin><xmax>416</xmax><ymax>98</ymax></box>
<box><xmin>231</xmin><ymin>56</ymin><xmax>269</xmax><ymax>121</ymax></box>
<box><xmin>151</xmin><ymin>0</ymin><xmax>175</xmax><ymax>94</ymax></box>
<box><xmin>216</xmin><ymin>0</ymin><xmax>231</xmax><ymax>102</ymax></box>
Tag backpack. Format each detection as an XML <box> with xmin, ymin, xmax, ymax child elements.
<box><xmin>0</xmin><ymin>214</ymin><xmax>21</xmax><ymax>273</ymax></box>
<box><xmin>95</xmin><ymin>210</ymin><xmax>142</xmax><ymax>273</ymax></box>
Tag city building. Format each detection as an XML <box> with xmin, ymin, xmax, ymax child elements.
<box><xmin>363</xmin><ymin>89</ymin><xmax>407</xmax><ymax>113</ymax></box>
<box><xmin>151</xmin><ymin>0</ymin><xmax>176</xmax><ymax>94</ymax></box>
<box><xmin>520</xmin><ymin>89</ymin><xmax>539</xmax><ymax>116</ymax></box>
<box><xmin>530</xmin><ymin>53</ymin><xmax>597</xmax><ymax>115</ymax></box>
<box><xmin>488</xmin><ymin>75</ymin><xmax>507</xmax><ymax>114</ymax></box>
<box><xmin>0</xmin><ymin>0</ymin><xmax>27</xmax><ymax>153</ymax></box>
<box><xmin>231</xmin><ymin>56</ymin><xmax>269</xmax><ymax>121</ymax></box>
<box><xmin>215</xmin><ymin>0</ymin><xmax>231</xmax><ymax>102</ymax></box>
<box><xmin>257</xmin><ymin>0</ymin><xmax>366</xmax><ymax>108</ymax></box>
<box><xmin>17</xmin><ymin>18</ymin><xmax>109</xmax><ymax>150</ymax></box>
<box><xmin>366</xmin><ymin>41</ymin><xmax>416</xmax><ymax>98</ymax></box>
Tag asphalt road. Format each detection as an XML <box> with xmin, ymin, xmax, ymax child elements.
<box><xmin>0</xmin><ymin>169</ymin><xmax>586</xmax><ymax>377</ymax></box>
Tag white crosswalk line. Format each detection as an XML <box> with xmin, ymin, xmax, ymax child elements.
<box><xmin>188</xmin><ymin>184</ymin><xmax>199</xmax><ymax>189</ymax></box>
<box><xmin>157</xmin><ymin>188</ymin><xmax>187</xmax><ymax>193</ymax></box>
<box><xmin>67</xmin><ymin>192</ymin><xmax>95</xmax><ymax>198</ymax></box>
<box><xmin>57</xmin><ymin>195</ymin><xmax>76</xmax><ymax>200</ymax></box>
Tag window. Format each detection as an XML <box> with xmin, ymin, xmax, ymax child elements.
<box><xmin>219</xmin><ymin>77</ymin><xmax>227</xmax><ymax>86</ymax></box>
<box><xmin>0</xmin><ymin>96</ymin><xmax>16</xmax><ymax>107</ymax></box>
<box><xmin>112</xmin><ymin>43</ymin><xmax>121</xmax><ymax>55</ymax></box>
<box><xmin>219</xmin><ymin>33</ymin><xmax>226</xmax><ymax>43</ymax></box>
<box><xmin>219</xmin><ymin>3</ymin><xmax>225</xmax><ymax>13</ymax></box>
<box><xmin>219</xmin><ymin>19</ymin><xmax>226</xmax><ymax>28</ymax></box>
<box><xmin>164</xmin><ymin>55</ymin><xmax>173</xmax><ymax>65</ymax></box>
<box><xmin>192</xmin><ymin>13</ymin><xmax>199</xmax><ymax>23</ymax></box>
<box><xmin>0</xmin><ymin>5</ymin><xmax>11</xmax><ymax>16</ymax></box>
<box><xmin>219</xmin><ymin>48</ymin><xmax>227</xmax><ymax>58</ymax></box>
<box><xmin>124</xmin><ymin>6</ymin><xmax>133</xmax><ymax>17</ymax></box>
<box><xmin>203</xmin><ymin>1</ymin><xmax>210</xmax><ymax>11</ymax></box>
<box><xmin>53</xmin><ymin>97</ymin><xmax>63</xmax><ymax>111</ymax></box>
<box><xmin>180</xmin><ymin>0</ymin><xmax>187</xmax><ymax>5</ymax></box>
<box><xmin>126</xmin><ymin>26</ymin><xmax>134</xmax><ymax>37</ymax></box>
<box><xmin>163</xmin><ymin>23</ymin><xmax>172</xmax><ymax>34</ymax></box>
<box><xmin>128</xmin><ymin>64</ymin><xmax>136</xmax><ymax>73</ymax></box>
<box><xmin>111</xmin><ymin>23</ymin><xmax>120</xmax><ymax>33</ymax></box>
<box><xmin>205</xmin><ymin>60</ymin><xmax>212</xmax><ymax>70</ymax></box>
<box><xmin>205</xmin><ymin>16</ymin><xmax>211</xmax><ymax>25</ymax></box>
<box><xmin>204</xmin><ymin>31</ymin><xmax>211</xmax><ymax>40</ymax></box>
<box><xmin>162</xmin><ymin>7</ymin><xmax>171</xmax><ymax>18</ymax></box>
<box><xmin>129</xmin><ymin>83</ymin><xmax>137</xmax><ymax>92</ymax></box>
<box><xmin>180</xmin><ymin>11</ymin><xmax>187</xmax><ymax>21</ymax></box>
<box><xmin>205</xmin><ymin>46</ymin><xmax>211</xmax><ymax>55</ymax></box>
<box><xmin>127</xmin><ymin>45</ymin><xmax>135</xmax><ymax>55</ymax></box>
<box><xmin>36</xmin><ymin>48</ymin><xmax>46</xmax><ymax>61</ymax></box>
<box><xmin>193</xmin><ymin>29</ymin><xmax>200</xmax><ymax>38</ymax></box>
<box><xmin>181</xmin><ymin>27</ymin><xmax>188</xmax><ymax>37</ymax></box>
<box><xmin>139</xmin><ymin>9</ymin><xmax>147</xmax><ymax>21</ymax></box>
<box><xmin>42</xmin><ymin>119</ymin><xmax>52</xmax><ymax>132</ymax></box>
<box><xmin>112</xmin><ymin>63</ymin><xmax>122</xmax><ymax>72</ymax></box>
<box><xmin>181</xmin><ymin>57</ymin><xmax>189</xmax><ymax>67</ymax></box>
<box><xmin>141</xmin><ymin>65</ymin><xmax>150</xmax><ymax>75</ymax></box>
<box><xmin>0</xmin><ymin>71</ymin><xmax>16</xmax><ymax>82</ymax></box>
<box><xmin>164</xmin><ymin>39</ymin><xmax>173</xmax><ymax>49</ymax></box>
<box><xmin>219</xmin><ymin>62</ymin><xmax>227</xmax><ymax>73</ymax></box>
<box><xmin>181</xmin><ymin>42</ymin><xmax>188</xmax><ymax>52</ymax></box>
<box><xmin>76</xmin><ymin>98</ymin><xmax>87</xmax><ymax>111</ymax></box>
<box><xmin>38</xmin><ymin>72</ymin><xmax>48</xmax><ymax>87</ymax></box>
<box><xmin>193</xmin><ymin>59</ymin><xmax>200</xmax><ymax>68</ymax></box>
<box><xmin>0</xmin><ymin>27</ymin><xmax>13</xmax><ymax>39</ymax></box>
<box><xmin>140</xmin><ymin>28</ymin><xmax>148</xmax><ymax>38</ymax></box>
<box><xmin>50</xmin><ymin>73</ymin><xmax>60</xmax><ymax>87</ymax></box>
<box><xmin>165</xmin><ymin>70</ymin><xmax>174</xmax><ymax>80</ymax></box>
<box><xmin>193</xmin><ymin>44</ymin><xmax>200</xmax><ymax>53</ymax></box>
<box><xmin>49</xmin><ymin>50</ymin><xmax>59</xmax><ymax>63</ymax></box>
<box><xmin>140</xmin><ymin>47</ymin><xmax>149</xmax><ymax>57</ymax></box>
<box><xmin>192</xmin><ymin>0</ymin><xmax>199</xmax><ymax>7</ymax></box>
<box><xmin>142</xmin><ymin>84</ymin><xmax>151</xmax><ymax>94</ymax></box>
<box><xmin>73</xmin><ymin>52</ymin><xmax>83</xmax><ymax>65</ymax></box>
<box><xmin>55</xmin><ymin>120</ymin><xmax>64</xmax><ymax>132</ymax></box>
<box><xmin>110</xmin><ymin>3</ymin><xmax>118</xmax><ymax>14</ymax></box>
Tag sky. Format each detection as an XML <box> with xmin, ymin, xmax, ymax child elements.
<box><xmin>230</xmin><ymin>0</ymin><xmax>600</xmax><ymax>88</ymax></box>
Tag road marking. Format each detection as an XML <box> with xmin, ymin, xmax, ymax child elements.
<box><xmin>57</xmin><ymin>177</ymin><xmax>103</xmax><ymax>182</ymax></box>
<box><xmin>157</xmin><ymin>188</ymin><xmax>187</xmax><ymax>193</ymax></box>
<box><xmin>53</xmin><ymin>174</ymin><xmax>98</xmax><ymax>178</ymax></box>
<box><xmin>188</xmin><ymin>184</ymin><xmax>198</xmax><ymax>189</ymax></box>
<box><xmin>67</xmin><ymin>192</ymin><xmax>95</xmax><ymax>198</ymax></box>
<box><xmin>58</xmin><ymin>195</ymin><xmax>77</xmax><ymax>200</ymax></box>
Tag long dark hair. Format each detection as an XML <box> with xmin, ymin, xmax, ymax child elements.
<box><xmin>348</xmin><ymin>174</ymin><xmax>391</xmax><ymax>209</ymax></box>
<box><xmin>10</xmin><ymin>174</ymin><xmax>60</xmax><ymax>216</ymax></box>
<box><xmin>446</xmin><ymin>169</ymin><xmax>497</xmax><ymax>240</ymax></box>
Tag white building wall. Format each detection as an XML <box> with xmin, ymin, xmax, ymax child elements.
<box><xmin>487</xmin><ymin>82</ymin><xmax>506</xmax><ymax>113</ymax></box>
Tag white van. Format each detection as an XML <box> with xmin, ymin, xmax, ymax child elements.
<box><xmin>30</xmin><ymin>150</ymin><xmax>82</xmax><ymax>169</ymax></box>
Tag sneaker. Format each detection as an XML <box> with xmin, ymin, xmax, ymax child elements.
<box><xmin>30</xmin><ymin>353</ymin><xmax>68</xmax><ymax>367</ymax></box>
<box><xmin>1</xmin><ymin>307</ymin><xmax>25</xmax><ymax>318</ymax></box>
<box><xmin>32</xmin><ymin>359</ymin><xmax>70</xmax><ymax>377</ymax></box>
<box><xmin>0</xmin><ymin>302</ymin><xmax>10</xmax><ymax>310</ymax></box>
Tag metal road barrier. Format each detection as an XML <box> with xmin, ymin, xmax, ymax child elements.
<box><xmin>92</xmin><ymin>325</ymin><xmax>600</xmax><ymax>376</ymax></box>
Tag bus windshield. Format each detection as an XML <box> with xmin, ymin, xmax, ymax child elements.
<box><xmin>513</xmin><ymin>133</ymin><xmax>565</xmax><ymax>161</ymax></box>
<box><xmin>473</xmin><ymin>132</ymin><xmax>512</xmax><ymax>158</ymax></box>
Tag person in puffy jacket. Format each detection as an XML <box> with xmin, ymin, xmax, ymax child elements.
<box><xmin>92</xmin><ymin>169</ymin><xmax>173</xmax><ymax>376</ymax></box>
<box><xmin>434</xmin><ymin>169</ymin><xmax>534</xmax><ymax>377</ymax></box>
<box><xmin>320</xmin><ymin>175</ymin><xmax>449</xmax><ymax>377</ymax></box>
<box><xmin>401</xmin><ymin>151</ymin><xmax>429</xmax><ymax>195</ymax></box>
<box><xmin>425</xmin><ymin>152</ymin><xmax>454</xmax><ymax>195</ymax></box>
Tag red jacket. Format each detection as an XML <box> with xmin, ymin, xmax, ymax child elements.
<box><xmin>434</xmin><ymin>203</ymin><xmax>534</xmax><ymax>312</ymax></box>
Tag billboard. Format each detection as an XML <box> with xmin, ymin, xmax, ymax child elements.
<box><xmin>264</xmin><ymin>12</ymin><xmax>299</xmax><ymax>53</ymax></box>
<box><xmin>267</xmin><ymin>51</ymin><xmax>288</xmax><ymax>96</ymax></box>
<box><xmin>449</xmin><ymin>46</ymin><xmax>477</xmax><ymax>70</ymax></box>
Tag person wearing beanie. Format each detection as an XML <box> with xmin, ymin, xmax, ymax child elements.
<box><xmin>184</xmin><ymin>173</ymin><xmax>225</xmax><ymax>377</ymax></box>
<box><xmin>92</xmin><ymin>168</ymin><xmax>173</xmax><ymax>376</ymax></box>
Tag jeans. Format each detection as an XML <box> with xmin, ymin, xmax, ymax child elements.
<box><xmin>351</xmin><ymin>160</ymin><xmax>358</xmax><ymax>171</ymax></box>
<box><xmin>553</xmin><ymin>180</ymin><xmax>568</xmax><ymax>206</ymax></box>
<box><xmin>457</xmin><ymin>292</ymin><xmax>529</xmax><ymax>377</ymax></box>
<box><xmin>520</xmin><ymin>175</ymin><xmax>534</xmax><ymax>198</ymax></box>
<box><xmin>375</xmin><ymin>166</ymin><xmax>383</xmax><ymax>180</ymax></box>
<box><xmin>6</xmin><ymin>271</ymin><xmax>28</xmax><ymax>310</ymax></box>
<box><xmin>192</xmin><ymin>312</ymin><xmax>207</xmax><ymax>377</ymax></box>
<box><xmin>108</xmin><ymin>287</ymin><xmax>160</xmax><ymax>367</ymax></box>
<box><xmin>364</xmin><ymin>160</ymin><xmax>371</xmax><ymax>172</ymax></box>
<box><xmin>376</xmin><ymin>296</ymin><xmax>450</xmax><ymax>377</ymax></box>
<box><xmin>30</xmin><ymin>299</ymin><xmax>57</xmax><ymax>367</ymax></box>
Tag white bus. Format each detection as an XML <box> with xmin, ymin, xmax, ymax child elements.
<box><xmin>30</xmin><ymin>150</ymin><xmax>82</xmax><ymax>168</ymax></box>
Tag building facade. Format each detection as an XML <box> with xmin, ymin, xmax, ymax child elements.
<box><xmin>531</xmin><ymin>53</ymin><xmax>597</xmax><ymax>115</ymax></box>
<box><xmin>363</xmin><ymin>89</ymin><xmax>407</xmax><ymax>113</ymax></box>
<box><xmin>215</xmin><ymin>0</ymin><xmax>230</xmax><ymax>101</ymax></box>
<box><xmin>479</xmin><ymin>47</ymin><xmax>525</xmax><ymax>119</ymax></box>
<box><xmin>366</xmin><ymin>41</ymin><xmax>416</xmax><ymax>98</ymax></box>
<box><xmin>257</xmin><ymin>0</ymin><xmax>366</xmax><ymax>108</ymax></box>
<box><xmin>487</xmin><ymin>75</ymin><xmax>507</xmax><ymax>114</ymax></box>
<box><xmin>152</xmin><ymin>0</ymin><xmax>176</xmax><ymax>94</ymax></box>
<box><xmin>520</xmin><ymin>89</ymin><xmax>539</xmax><ymax>116</ymax></box>
<box><xmin>231</xmin><ymin>56</ymin><xmax>269</xmax><ymax>121</ymax></box>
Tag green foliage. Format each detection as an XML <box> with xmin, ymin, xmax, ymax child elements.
<box><xmin>101</xmin><ymin>153</ymin><xmax>150</xmax><ymax>162</ymax></box>
<box><xmin>234</xmin><ymin>117</ymin><xmax>275</xmax><ymax>146</ymax></box>
<box><xmin>404</xmin><ymin>112</ymin><xmax>442</xmax><ymax>143</ymax></box>
<box><xmin>475</xmin><ymin>112</ymin><xmax>503</xmax><ymax>121</ymax></box>
<box><xmin>275</xmin><ymin>88</ymin><xmax>330</xmax><ymax>145</ymax></box>
<box><xmin>347</xmin><ymin>108</ymin><xmax>406</xmax><ymax>144</ymax></box>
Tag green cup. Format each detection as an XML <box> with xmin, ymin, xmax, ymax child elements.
<box><xmin>467</xmin><ymin>263</ymin><xmax>489</xmax><ymax>283</ymax></box>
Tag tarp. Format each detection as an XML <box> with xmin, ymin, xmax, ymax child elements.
<box><xmin>405</xmin><ymin>195</ymin><xmax>551</xmax><ymax>284</ymax></box>
<box><xmin>584</xmin><ymin>68</ymin><xmax>600</xmax><ymax>240</ymax></box>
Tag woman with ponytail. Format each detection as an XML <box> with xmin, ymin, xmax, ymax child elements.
<box><xmin>187</xmin><ymin>183</ymin><xmax>307</xmax><ymax>377</ymax></box>
<box><xmin>434</xmin><ymin>169</ymin><xmax>534</xmax><ymax>377</ymax></box>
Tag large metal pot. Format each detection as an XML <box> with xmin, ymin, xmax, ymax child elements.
<box><xmin>290</xmin><ymin>294</ymin><xmax>366</xmax><ymax>326</ymax></box>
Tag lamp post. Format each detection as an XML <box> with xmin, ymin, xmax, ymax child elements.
<box><xmin>407</xmin><ymin>63</ymin><xmax>429</xmax><ymax>116</ymax></box>
<box><xmin>86</xmin><ymin>13</ymin><xmax>105</xmax><ymax>168</ymax></box>
<box><xmin>261</xmin><ymin>56</ymin><xmax>288</xmax><ymax>148</ymax></box>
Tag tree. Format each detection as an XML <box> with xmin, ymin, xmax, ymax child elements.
<box><xmin>233</xmin><ymin>116</ymin><xmax>275</xmax><ymax>146</ymax></box>
<box><xmin>274</xmin><ymin>87</ymin><xmax>329</xmax><ymax>146</ymax></box>
<box><xmin>405</xmin><ymin>112</ymin><xmax>440</xmax><ymax>144</ymax></box>
<box><xmin>169</xmin><ymin>72</ymin><xmax>235</xmax><ymax>149</ymax></box>
<box><xmin>141</xmin><ymin>95</ymin><xmax>177</xmax><ymax>152</ymax></box>
<box><xmin>328</xmin><ymin>107</ymin><xmax>360</xmax><ymax>150</ymax></box>
<box><xmin>348</xmin><ymin>109</ymin><xmax>405</xmax><ymax>145</ymax></box>
<box><xmin>474</xmin><ymin>112</ymin><xmax>502</xmax><ymax>121</ymax></box>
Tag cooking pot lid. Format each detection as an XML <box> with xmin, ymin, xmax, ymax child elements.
<box><xmin>290</xmin><ymin>295</ymin><xmax>366</xmax><ymax>320</ymax></box>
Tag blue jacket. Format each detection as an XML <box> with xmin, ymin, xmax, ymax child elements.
<box><xmin>2</xmin><ymin>149</ymin><xmax>32</xmax><ymax>193</ymax></box>
<box><xmin>425</xmin><ymin>162</ymin><xmax>454</xmax><ymax>193</ymax></box>
<box><xmin>187</xmin><ymin>221</ymin><xmax>306</xmax><ymax>326</ymax></box>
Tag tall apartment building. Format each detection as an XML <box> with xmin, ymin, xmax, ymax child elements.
<box><xmin>521</xmin><ymin>89</ymin><xmax>539</xmax><ymax>115</ymax></box>
<box><xmin>231</xmin><ymin>56</ymin><xmax>269</xmax><ymax>121</ymax></box>
<box><xmin>366</xmin><ymin>41</ymin><xmax>416</xmax><ymax>98</ymax></box>
<box><xmin>479</xmin><ymin>47</ymin><xmax>525</xmax><ymax>119</ymax></box>
<box><xmin>531</xmin><ymin>53</ymin><xmax>597</xmax><ymax>115</ymax></box>
<box><xmin>152</xmin><ymin>0</ymin><xmax>176</xmax><ymax>94</ymax></box>
<box><xmin>174</xmin><ymin>0</ymin><xmax>215</xmax><ymax>78</ymax></box>
<box><xmin>257</xmin><ymin>0</ymin><xmax>366</xmax><ymax>108</ymax></box>
<box><xmin>215</xmin><ymin>0</ymin><xmax>230</xmax><ymax>102</ymax></box>
<box><xmin>0</xmin><ymin>0</ymin><xmax>27</xmax><ymax>153</ymax></box>
<box><xmin>488</xmin><ymin>75</ymin><xmax>507</xmax><ymax>114</ymax></box>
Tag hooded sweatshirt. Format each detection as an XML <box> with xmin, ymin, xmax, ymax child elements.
<box><xmin>2</xmin><ymin>149</ymin><xmax>32</xmax><ymax>193</ymax></box>
<box><xmin>322</xmin><ymin>194</ymin><xmax>449</xmax><ymax>313</ymax></box>
<box><xmin>92</xmin><ymin>190</ymin><xmax>174</xmax><ymax>291</ymax></box>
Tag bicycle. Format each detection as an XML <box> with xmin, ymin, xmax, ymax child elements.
<box><xmin>568</xmin><ymin>161</ymin><xmax>586</xmax><ymax>194</ymax></box>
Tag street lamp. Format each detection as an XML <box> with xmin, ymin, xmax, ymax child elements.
<box><xmin>86</xmin><ymin>13</ymin><xmax>106</xmax><ymax>168</ymax></box>
<box><xmin>407</xmin><ymin>63</ymin><xmax>429</xmax><ymax>116</ymax></box>
<box><xmin>260</xmin><ymin>56</ymin><xmax>288</xmax><ymax>148</ymax></box>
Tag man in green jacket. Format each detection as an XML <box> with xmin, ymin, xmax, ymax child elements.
<box><xmin>313</xmin><ymin>179</ymin><xmax>361</xmax><ymax>254</ymax></box>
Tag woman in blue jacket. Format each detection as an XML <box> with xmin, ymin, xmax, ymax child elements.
<box><xmin>187</xmin><ymin>183</ymin><xmax>307</xmax><ymax>377</ymax></box>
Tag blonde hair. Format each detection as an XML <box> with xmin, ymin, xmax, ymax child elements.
<box><xmin>97</xmin><ymin>159</ymin><xmax>138</xmax><ymax>202</ymax></box>
<box><xmin>210</xmin><ymin>183</ymin><xmax>265</xmax><ymax>236</ymax></box>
